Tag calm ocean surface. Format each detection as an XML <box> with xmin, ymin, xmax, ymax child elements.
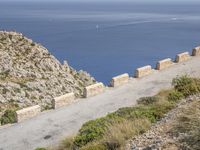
<box><xmin>0</xmin><ymin>1</ymin><xmax>200</xmax><ymax>84</ymax></box>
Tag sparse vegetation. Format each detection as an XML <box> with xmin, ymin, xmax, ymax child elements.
<box><xmin>2</xmin><ymin>88</ymin><xmax>9</xmax><ymax>94</ymax></box>
<box><xmin>13</xmin><ymin>88</ymin><xmax>21</xmax><ymax>93</ymax></box>
<box><xmin>137</xmin><ymin>96</ymin><xmax>159</xmax><ymax>105</ymax></box>
<box><xmin>0</xmin><ymin>109</ymin><xmax>16</xmax><ymax>125</ymax></box>
<box><xmin>0</xmin><ymin>70</ymin><xmax>10</xmax><ymax>80</ymax></box>
<box><xmin>167</xmin><ymin>90</ymin><xmax>183</xmax><ymax>103</ymax></box>
<box><xmin>172</xmin><ymin>75</ymin><xmax>200</xmax><ymax>97</ymax></box>
<box><xmin>43</xmin><ymin>104</ymin><xmax>53</xmax><ymax>111</ymax></box>
<box><xmin>56</xmin><ymin>136</ymin><xmax>76</xmax><ymax>150</ymax></box>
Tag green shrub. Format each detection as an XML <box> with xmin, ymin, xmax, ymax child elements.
<box><xmin>137</xmin><ymin>96</ymin><xmax>159</xmax><ymax>105</ymax></box>
<box><xmin>150</xmin><ymin>100</ymin><xmax>174</xmax><ymax>120</ymax></box>
<box><xmin>74</xmin><ymin>101</ymin><xmax>173</xmax><ymax>148</ymax></box>
<box><xmin>0</xmin><ymin>109</ymin><xmax>16</xmax><ymax>125</ymax></box>
<box><xmin>74</xmin><ymin>118</ymin><xmax>108</xmax><ymax>147</ymax></box>
<box><xmin>113</xmin><ymin>106</ymin><xmax>158</xmax><ymax>123</ymax></box>
<box><xmin>172</xmin><ymin>76</ymin><xmax>200</xmax><ymax>96</ymax></box>
<box><xmin>168</xmin><ymin>90</ymin><xmax>184</xmax><ymax>103</ymax></box>
<box><xmin>113</xmin><ymin>99</ymin><xmax>173</xmax><ymax>123</ymax></box>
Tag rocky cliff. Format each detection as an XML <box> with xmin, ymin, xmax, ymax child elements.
<box><xmin>0</xmin><ymin>31</ymin><xmax>96</xmax><ymax>113</ymax></box>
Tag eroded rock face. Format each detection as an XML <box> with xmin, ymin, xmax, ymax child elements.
<box><xmin>0</xmin><ymin>31</ymin><xmax>96</xmax><ymax>112</ymax></box>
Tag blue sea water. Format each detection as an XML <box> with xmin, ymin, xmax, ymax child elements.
<box><xmin>0</xmin><ymin>1</ymin><xmax>200</xmax><ymax>84</ymax></box>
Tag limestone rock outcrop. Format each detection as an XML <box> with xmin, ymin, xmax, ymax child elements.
<box><xmin>0</xmin><ymin>31</ymin><xmax>96</xmax><ymax>114</ymax></box>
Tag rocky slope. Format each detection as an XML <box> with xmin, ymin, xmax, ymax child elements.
<box><xmin>0</xmin><ymin>31</ymin><xmax>96</xmax><ymax>113</ymax></box>
<box><xmin>127</xmin><ymin>95</ymin><xmax>200</xmax><ymax>150</ymax></box>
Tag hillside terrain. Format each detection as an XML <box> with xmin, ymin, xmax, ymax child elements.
<box><xmin>51</xmin><ymin>76</ymin><xmax>200</xmax><ymax>150</ymax></box>
<box><xmin>0</xmin><ymin>31</ymin><xmax>95</xmax><ymax>115</ymax></box>
<box><xmin>127</xmin><ymin>94</ymin><xmax>200</xmax><ymax>150</ymax></box>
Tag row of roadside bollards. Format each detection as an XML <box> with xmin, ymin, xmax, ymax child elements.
<box><xmin>13</xmin><ymin>46</ymin><xmax>200</xmax><ymax>123</ymax></box>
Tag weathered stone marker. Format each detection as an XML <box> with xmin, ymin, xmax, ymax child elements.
<box><xmin>156</xmin><ymin>58</ymin><xmax>174</xmax><ymax>70</ymax></box>
<box><xmin>192</xmin><ymin>46</ymin><xmax>200</xmax><ymax>56</ymax></box>
<box><xmin>83</xmin><ymin>82</ymin><xmax>105</xmax><ymax>98</ymax></box>
<box><xmin>110</xmin><ymin>73</ymin><xmax>129</xmax><ymax>87</ymax></box>
<box><xmin>135</xmin><ymin>65</ymin><xmax>152</xmax><ymax>78</ymax></box>
<box><xmin>15</xmin><ymin>105</ymin><xmax>41</xmax><ymax>122</ymax></box>
<box><xmin>175</xmin><ymin>52</ymin><xmax>190</xmax><ymax>63</ymax></box>
<box><xmin>52</xmin><ymin>92</ymin><xmax>75</xmax><ymax>109</ymax></box>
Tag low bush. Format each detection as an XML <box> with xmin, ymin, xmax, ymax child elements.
<box><xmin>0</xmin><ymin>109</ymin><xmax>16</xmax><ymax>125</ymax></box>
<box><xmin>55</xmin><ymin>136</ymin><xmax>76</xmax><ymax>150</ymax></box>
<box><xmin>172</xmin><ymin>75</ymin><xmax>200</xmax><ymax>97</ymax></box>
<box><xmin>149</xmin><ymin>100</ymin><xmax>174</xmax><ymax>120</ymax></box>
<box><xmin>112</xmin><ymin>106</ymin><xmax>157</xmax><ymax>123</ymax></box>
<box><xmin>167</xmin><ymin>90</ymin><xmax>184</xmax><ymax>103</ymax></box>
<box><xmin>74</xmin><ymin>118</ymin><xmax>108</xmax><ymax>147</ymax></box>
<box><xmin>137</xmin><ymin>96</ymin><xmax>159</xmax><ymax>105</ymax></box>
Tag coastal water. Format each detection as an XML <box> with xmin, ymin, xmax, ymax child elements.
<box><xmin>0</xmin><ymin>1</ymin><xmax>200</xmax><ymax>84</ymax></box>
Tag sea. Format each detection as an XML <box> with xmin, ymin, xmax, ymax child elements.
<box><xmin>0</xmin><ymin>1</ymin><xmax>200</xmax><ymax>84</ymax></box>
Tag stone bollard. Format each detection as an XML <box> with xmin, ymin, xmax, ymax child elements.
<box><xmin>110</xmin><ymin>73</ymin><xmax>129</xmax><ymax>87</ymax></box>
<box><xmin>83</xmin><ymin>82</ymin><xmax>105</xmax><ymax>98</ymax></box>
<box><xmin>52</xmin><ymin>92</ymin><xmax>75</xmax><ymax>109</ymax></box>
<box><xmin>15</xmin><ymin>105</ymin><xmax>41</xmax><ymax>122</ymax></box>
<box><xmin>156</xmin><ymin>58</ymin><xmax>174</xmax><ymax>70</ymax></box>
<box><xmin>192</xmin><ymin>46</ymin><xmax>200</xmax><ymax>56</ymax></box>
<box><xmin>135</xmin><ymin>65</ymin><xmax>152</xmax><ymax>78</ymax></box>
<box><xmin>175</xmin><ymin>52</ymin><xmax>190</xmax><ymax>63</ymax></box>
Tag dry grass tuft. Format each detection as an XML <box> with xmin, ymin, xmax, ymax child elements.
<box><xmin>49</xmin><ymin>136</ymin><xmax>76</xmax><ymax>150</ymax></box>
<box><xmin>102</xmin><ymin>118</ymin><xmax>150</xmax><ymax>150</ymax></box>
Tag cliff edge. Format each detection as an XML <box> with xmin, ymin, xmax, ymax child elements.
<box><xmin>0</xmin><ymin>31</ymin><xmax>96</xmax><ymax>113</ymax></box>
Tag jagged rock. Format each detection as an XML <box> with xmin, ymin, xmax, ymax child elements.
<box><xmin>0</xmin><ymin>94</ymin><xmax>5</xmax><ymax>103</ymax></box>
<box><xmin>0</xmin><ymin>31</ymin><xmax>96</xmax><ymax>112</ymax></box>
